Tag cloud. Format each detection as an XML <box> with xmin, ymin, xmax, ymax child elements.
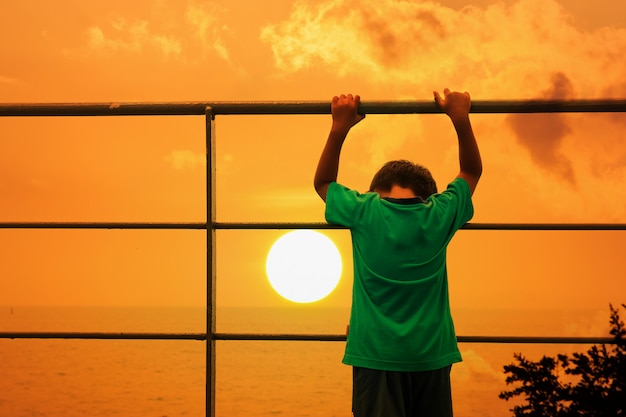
<box><xmin>259</xmin><ymin>0</ymin><xmax>489</xmax><ymax>83</ymax></box>
<box><xmin>80</xmin><ymin>3</ymin><xmax>233</xmax><ymax>64</ymax></box>
<box><xmin>86</xmin><ymin>19</ymin><xmax>182</xmax><ymax>58</ymax></box>
<box><xmin>506</xmin><ymin>72</ymin><xmax>576</xmax><ymax>185</ymax></box>
<box><xmin>186</xmin><ymin>3</ymin><xmax>232</xmax><ymax>61</ymax></box>
<box><xmin>259</xmin><ymin>0</ymin><xmax>444</xmax><ymax>80</ymax></box>
<box><xmin>165</xmin><ymin>150</ymin><xmax>205</xmax><ymax>170</ymax></box>
<box><xmin>260</xmin><ymin>0</ymin><xmax>626</xmax><ymax>97</ymax></box>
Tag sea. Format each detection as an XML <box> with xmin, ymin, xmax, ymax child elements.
<box><xmin>0</xmin><ymin>305</ymin><xmax>614</xmax><ymax>417</ymax></box>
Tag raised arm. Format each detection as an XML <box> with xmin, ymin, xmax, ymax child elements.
<box><xmin>314</xmin><ymin>94</ymin><xmax>366</xmax><ymax>201</ymax></box>
<box><xmin>434</xmin><ymin>89</ymin><xmax>482</xmax><ymax>195</ymax></box>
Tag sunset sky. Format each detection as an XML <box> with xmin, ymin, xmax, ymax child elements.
<box><xmin>1</xmin><ymin>0</ymin><xmax>625</xmax><ymax>311</ymax></box>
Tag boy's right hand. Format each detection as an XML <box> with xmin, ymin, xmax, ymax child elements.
<box><xmin>434</xmin><ymin>88</ymin><xmax>482</xmax><ymax>195</ymax></box>
<box><xmin>433</xmin><ymin>88</ymin><xmax>471</xmax><ymax>122</ymax></box>
<box><xmin>331</xmin><ymin>94</ymin><xmax>366</xmax><ymax>133</ymax></box>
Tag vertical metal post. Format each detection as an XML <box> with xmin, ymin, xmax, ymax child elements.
<box><xmin>205</xmin><ymin>107</ymin><xmax>216</xmax><ymax>417</ymax></box>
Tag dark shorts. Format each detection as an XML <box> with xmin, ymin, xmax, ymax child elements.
<box><xmin>352</xmin><ymin>365</ymin><xmax>453</xmax><ymax>417</ymax></box>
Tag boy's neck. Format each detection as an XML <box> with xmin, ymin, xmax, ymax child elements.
<box><xmin>376</xmin><ymin>185</ymin><xmax>416</xmax><ymax>199</ymax></box>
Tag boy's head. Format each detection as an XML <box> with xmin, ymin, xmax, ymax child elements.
<box><xmin>369</xmin><ymin>160</ymin><xmax>437</xmax><ymax>199</ymax></box>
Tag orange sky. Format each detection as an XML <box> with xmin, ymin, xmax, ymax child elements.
<box><xmin>1</xmin><ymin>0</ymin><xmax>625</xmax><ymax>310</ymax></box>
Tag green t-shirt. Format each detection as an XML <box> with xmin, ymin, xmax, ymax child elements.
<box><xmin>325</xmin><ymin>177</ymin><xmax>474</xmax><ymax>372</ymax></box>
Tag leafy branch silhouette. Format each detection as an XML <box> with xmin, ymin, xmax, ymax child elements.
<box><xmin>499</xmin><ymin>303</ymin><xmax>625</xmax><ymax>417</ymax></box>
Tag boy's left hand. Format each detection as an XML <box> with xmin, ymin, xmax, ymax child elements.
<box><xmin>433</xmin><ymin>89</ymin><xmax>471</xmax><ymax>122</ymax></box>
<box><xmin>331</xmin><ymin>94</ymin><xmax>365</xmax><ymax>132</ymax></box>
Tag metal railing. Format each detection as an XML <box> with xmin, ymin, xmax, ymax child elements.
<box><xmin>1</xmin><ymin>98</ymin><xmax>625</xmax><ymax>417</ymax></box>
<box><xmin>2</xmin><ymin>99</ymin><xmax>626</xmax><ymax>116</ymax></box>
<box><xmin>0</xmin><ymin>331</ymin><xmax>615</xmax><ymax>345</ymax></box>
<box><xmin>1</xmin><ymin>221</ymin><xmax>626</xmax><ymax>230</ymax></box>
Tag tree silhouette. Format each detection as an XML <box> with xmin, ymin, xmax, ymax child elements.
<box><xmin>499</xmin><ymin>304</ymin><xmax>625</xmax><ymax>416</ymax></box>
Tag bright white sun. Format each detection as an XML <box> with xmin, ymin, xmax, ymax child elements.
<box><xmin>266</xmin><ymin>230</ymin><xmax>342</xmax><ymax>303</ymax></box>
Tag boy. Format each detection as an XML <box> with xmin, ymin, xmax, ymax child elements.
<box><xmin>314</xmin><ymin>89</ymin><xmax>482</xmax><ymax>417</ymax></box>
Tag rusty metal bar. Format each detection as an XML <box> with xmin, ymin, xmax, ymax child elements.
<box><xmin>0</xmin><ymin>99</ymin><xmax>625</xmax><ymax>117</ymax></box>
<box><xmin>2</xmin><ymin>222</ymin><xmax>626</xmax><ymax>231</ymax></box>
<box><xmin>0</xmin><ymin>332</ymin><xmax>616</xmax><ymax>345</ymax></box>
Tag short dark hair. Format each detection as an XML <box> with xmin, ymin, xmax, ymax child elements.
<box><xmin>369</xmin><ymin>160</ymin><xmax>437</xmax><ymax>199</ymax></box>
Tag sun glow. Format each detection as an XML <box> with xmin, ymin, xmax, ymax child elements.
<box><xmin>265</xmin><ymin>230</ymin><xmax>342</xmax><ymax>303</ymax></box>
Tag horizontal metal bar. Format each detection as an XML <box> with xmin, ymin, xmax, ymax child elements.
<box><xmin>0</xmin><ymin>222</ymin><xmax>207</xmax><ymax>230</ymax></box>
<box><xmin>0</xmin><ymin>332</ymin><xmax>207</xmax><ymax>340</ymax></box>
<box><xmin>0</xmin><ymin>99</ymin><xmax>625</xmax><ymax>117</ymax></box>
<box><xmin>213</xmin><ymin>222</ymin><xmax>344</xmax><ymax>230</ymax></box>
<box><xmin>0</xmin><ymin>332</ymin><xmax>617</xmax><ymax>344</ymax></box>
<box><xmin>213</xmin><ymin>333</ymin><xmax>346</xmax><ymax>342</ymax></box>
<box><xmin>2</xmin><ymin>222</ymin><xmax>625</xmax><ymax>231</ymax></box>
<box><xmin>456</xmin><ymin>336</ymin><xmax>617</xmax><ymax>344</ymax></box>
<box><xmin>216</xmin><ymin>334</ymin><xmax>618</xmax><ymax>345</ymax></box>
<box><xmin>214</xmin><ymin>222</ymin><xmax>626</xmax><ymax>231</ymax></box>
<box><xmin>0</xmin><ymin>222</ymin><xmax>337</xmax><ymax>230</ymax></box>
<box><xmin>459</xmin><ymin>223</ymin><xmax>626</xmax><ymax>231</ymax></box>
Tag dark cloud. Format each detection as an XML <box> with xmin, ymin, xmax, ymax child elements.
<box><xmin>601</xmin><ymin>82</ymin><xmax>626</xmax><ymax>127</ymax></box>
<box><xmin>506</xmin><ymin>72</ymin><xmax>576</xmax><ymax>185</ymax></box>
<box><xmin>358</xmin><ymin>6</ymin><xmax>447</xmax><ymax>67</ymax></box>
